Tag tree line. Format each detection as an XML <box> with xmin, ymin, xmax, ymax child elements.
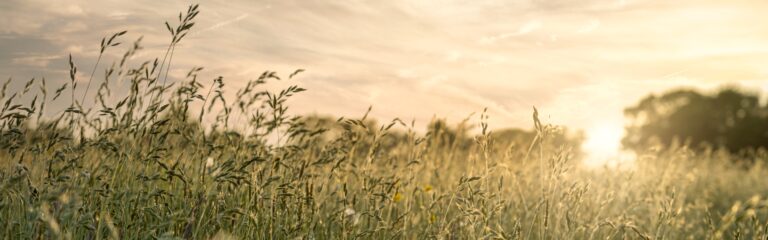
<box><xmin>623</xmin><ymin>87</ymin><xmax>768</xmax><ymax>154</ymax></box>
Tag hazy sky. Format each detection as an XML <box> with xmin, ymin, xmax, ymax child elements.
<box><xmin>2</xmin><ymin>0</ymin><xmax>768</xmax><ymax>134</ymax></box>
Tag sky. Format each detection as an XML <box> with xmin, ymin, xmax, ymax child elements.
<box><xmin>2</xmin><ymin>0</ymin><xmax>768</xmax><ymax>141</ymax></box>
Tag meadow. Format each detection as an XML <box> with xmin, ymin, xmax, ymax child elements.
<box><xmin>2</xmin><ymin>4</ymin><xmax>768</xmax><ymax>239</ymax></box>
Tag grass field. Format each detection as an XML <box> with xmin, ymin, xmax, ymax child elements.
<box><xmin>3</xmin><ymin>4</ymin><xmax>768</xmax><ymax>239</ymax></box>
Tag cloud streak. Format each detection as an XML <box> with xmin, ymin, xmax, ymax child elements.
<box><xmin>2</xmin><ymin>0</ymin><xmax>768</xmax><ymax>131</ymax></box>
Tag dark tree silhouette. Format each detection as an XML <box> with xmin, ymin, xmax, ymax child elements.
<box><xmin>623</xmin><ymin>87</ymin><xmax>768</xmax><ymax>153</ymax></box>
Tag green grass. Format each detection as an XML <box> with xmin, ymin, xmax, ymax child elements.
<box><xmin>2</xmin><ymin>4</ymin><xmax>768</xmax><ymax>239</ymax></box>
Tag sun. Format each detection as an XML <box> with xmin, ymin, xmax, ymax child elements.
<box><xmin>582</xmin><ymin>122</ymin><xmax>630</xmax><ymax>168</ymax></box>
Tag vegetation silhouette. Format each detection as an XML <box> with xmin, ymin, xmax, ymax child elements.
<box><xmin>623</xmin><ymin>87</ymin><xmax>768</xmax><ymax>154</ymax></box>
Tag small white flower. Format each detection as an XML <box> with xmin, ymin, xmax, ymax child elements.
<box><xmin>343</xmin><ymin>208</ymin><xmax>359</xmax><ymax>225</ymax></box>
<box><xmin>344</xmin><ymin>208</ymin><xmax>356</xmax><ymax>216</ymax></box>
<box><xmin>206</xmin><ymin>157</ymin><xmax>214</xmax><ymax>168</ymax></box>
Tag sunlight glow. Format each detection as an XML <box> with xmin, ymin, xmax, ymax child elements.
<box><xmin>582</xmin><ymin>122</ymin><xmax>632</xmax><ymax>168</ymax></box>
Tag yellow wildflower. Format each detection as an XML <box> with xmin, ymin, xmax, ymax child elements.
<box><xmin>393</xmin><ymin>192</ymin><xmax>403</xmax><ymax>203</ymax></box>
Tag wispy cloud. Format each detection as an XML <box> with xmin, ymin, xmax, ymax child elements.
<box><xmin>195</xmin><ymin>13</ymin><xmax>250</xmax><ymax>35</ymax></box>
<box><xmin>2</xmin><ymin>0</ymin><xmax>768</xmax><ymax>131</ymax></box>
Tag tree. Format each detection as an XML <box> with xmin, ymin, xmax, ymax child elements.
<box><xmin>623</xmin><ymin>87</ymin><xmax>768</xmax><ymax>153</ymax></box>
